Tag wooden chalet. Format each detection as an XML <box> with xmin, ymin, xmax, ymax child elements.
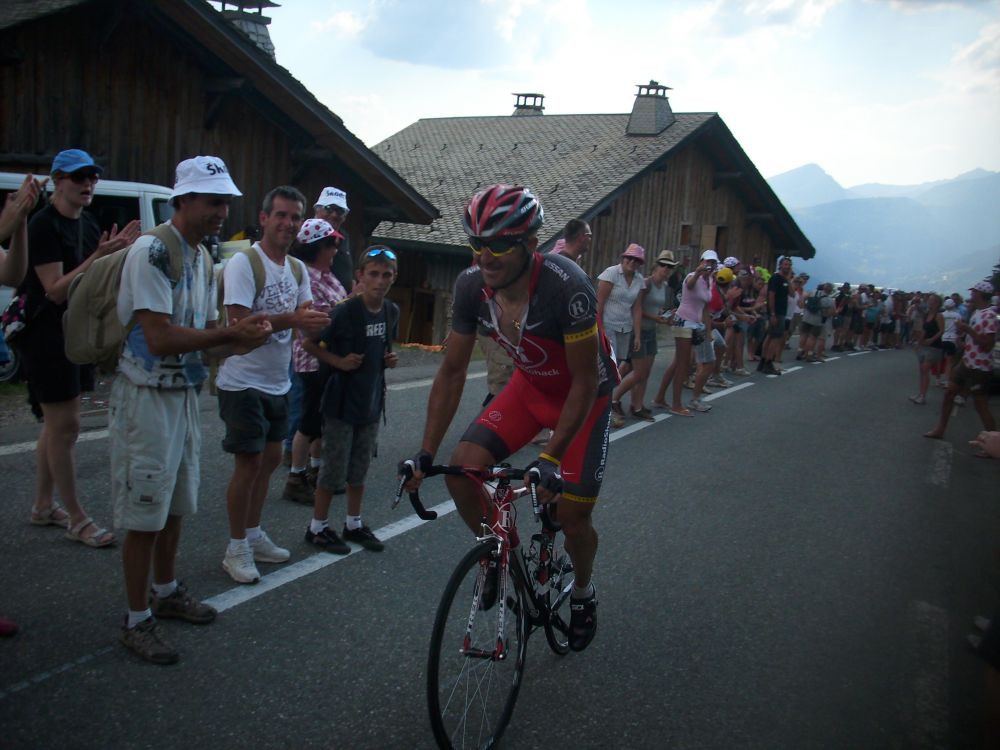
<box><xmin>0</xmin><ymin>0</ymin><xmax>437</xmax><ymax>250</ymax></box>
<box><xmin>373</xmin><ymin>83</ymin><xmax>815</xmax><ymax>344</ymax></box>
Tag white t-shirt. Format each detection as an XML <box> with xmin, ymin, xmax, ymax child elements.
<box><xmin>597</xmin><ymin>263</ymin><xmax>643</xmax><ymax>332</ymax></box>
<box><xmin>215</xmin><ymin>243</ymin><xmax>311</xmax><ymax>396</ymax></box>
<box><xmin>941</xmin><ymin>309</ymin><xmax>961</xmax><ymax>342</ymax></box>
<box><xmin>117</xmin><ymin>222</ymin><xmax>217</xmax><ymax>389</ymax></box>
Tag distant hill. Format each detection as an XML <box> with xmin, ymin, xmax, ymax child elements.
<box><xmin>767</xmin><ymin>164</ymin><xmax>849</xmax><ymax>209</ymax></box>
<box><xmin>766</xmin><ymin>166</ymin><xmax>1000</xmax><ymax>290</ymax></box>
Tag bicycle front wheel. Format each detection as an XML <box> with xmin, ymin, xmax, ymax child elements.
<box><xmin>427</xmin><ymin>541</ymin><xmax>528</xmax><ymax>750</ymax></box>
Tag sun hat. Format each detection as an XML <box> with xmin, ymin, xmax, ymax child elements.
<box><xmin>970</xmin><ymin>280</ymin><xmax>994</xmax><ymax>295</ymax></box>
<box><xmin>656</xmin><ymin>250</ymin><xmax>679</xmax><ymax>267</ymax></box>
<box><xmin>51</xmin><ymin>149</ymin><xmax>103</xmax><ymax>176</ymax></box>
<box><xmin>716</xmin><ymin>267</ymin><xmax>735</xmax><ymax>284</ymax></box>
<box><xmin>700</xmin><ymin>249</ymin><xmax>720</xmax><ymax>262</ymax></box>
<box><xmin>622</xmin><ymin>243</ymin><xmax>645</xmax><ymax>262</ymax></box>
<box><xmin>315</xmin><ymin>186</ymin><xmax>349</xmax><ymax>212</ymax></box>
<box><xmin>723</xmin><ymin>256</ymin><xmax>739</xmax><ymax>268</ymax></box>
<box><xmin>297</xmin><ymin>218</ymin><xmax>343</xmax><ymax>245</ymax></box>
<box><xmin>943</xmin><ymin>298</ymin><xmax>956</xmax><ymax>310</ymax></box>
<box><xmin>169</xmin><ymin>156</ymin><xmax>241</xmax><ymax>199</ymax></box>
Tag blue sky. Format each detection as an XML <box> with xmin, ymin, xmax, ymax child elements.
<box><xmin>263</xmin><ymin>0</ymin><xmax>1000</xmax><ymax>187</ymax></box>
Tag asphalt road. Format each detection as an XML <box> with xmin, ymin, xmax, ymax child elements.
<box><xmin>1</xmin><ymin>346</ymin><xmax>998</xmax><ymax>749</ymax></box>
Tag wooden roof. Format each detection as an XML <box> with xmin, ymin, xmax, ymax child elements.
<box><xmin>372</xmin><ymin>111</ymin><xmax>814</xmax><ymax>258</ymax></box>
<box><xmin>1</xmin><ymin>0</ymin><xmax>439</xmax><ymax>227</ymax></box>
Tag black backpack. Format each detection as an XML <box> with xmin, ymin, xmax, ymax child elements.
<box><xmin>805</xmin><ymin>292</ymin><xmax>822</xmax><ymax>314</ymax></box>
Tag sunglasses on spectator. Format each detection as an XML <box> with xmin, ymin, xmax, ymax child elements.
<box><xmin>65</xmin><ymin>170</ymin><xmax>100</xmax><ymax>184</ymax></box>
<box><xmin>468</xmin><ymin>236</ymin><xmax>525</xmax><ymax>257</ymax></box>
<box><xmin>365</xmin><ymin>247</ymin><xmax>397</xmax><ymax>261</ymax></box>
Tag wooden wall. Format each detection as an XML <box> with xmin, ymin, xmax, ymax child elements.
<box><xmin>582</xmin><ymin>144</ymin><xmax>777</xmax><ymax>277</ymax></box>
<box><xmin>0</xmin><ymin>2</ymin><xmax>369</xmax><ymax>259</ymax></box>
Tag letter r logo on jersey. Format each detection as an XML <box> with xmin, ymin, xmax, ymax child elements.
<box><xmin>568</xmin><ymin>293</ymin><xmax>590</xmax><ymax>320</ymax></box>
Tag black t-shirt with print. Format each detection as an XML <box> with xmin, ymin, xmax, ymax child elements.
<box><xmin>768</xmin><ymin>273</ymin><xmax>791</xmax><ymax>317</ymax></box>
<box><xmin>319</xmin><ymin>295</ymin><xmax>398</xmax><ymax>425</ymax></box>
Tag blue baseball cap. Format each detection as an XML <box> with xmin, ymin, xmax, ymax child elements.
<box><xmin>51</xmin><ymin>149</ymin><xmax>103</xmax><ymax>177</ymax></box>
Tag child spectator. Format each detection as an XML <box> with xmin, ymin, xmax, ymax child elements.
<box><xmin>306</xmin><ymin>247</ymin><xmax>400</xmax><ymax>553</ymax></box>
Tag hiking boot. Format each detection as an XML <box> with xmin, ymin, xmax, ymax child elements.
<box><xmin>610</xmin><ymin>401</ymin><xmax>625</xmax><ymax>417</ymax></box>
<box><xmin>569</xmin><ymin>589</ymin><xmax>598</xmax><ymax>652</ymax></box>
<box><xmin>611</xmin><ymin>411</ymin><xmax>625</xmax><ymax>429</ymax></box>
<box><xmin>223</xmin><ymin>545</ymin><xmax>260</xmax><ymax>584</ymax></box>
<box><xmin>343</xmin><ymin>524</ymin><xmax>384</xmax><ymax>552</ymax></box>
<box><xmin>282</xmin><ymin>471</ymin><xmax>314</xmax><ymax>505</ymax></box>
<box><xmin>762</xmin><ymin>361</ymin><xmax>778</xmax><ymax>375</ymax></box>
<box><xmin>120</xmin><ymin>617</ymin><xmax>179</xmax><ymax>665</ymax></box>
<box><xmin>631</xmin><ymin>407</ymin><xmax>655</xmax><ymax>423</ymax></box>
<box><xmin>150</xmin><ymin>582</ymin><xmax>216</xmax><ymax>625</ymax></box>
<box><xmin>305</xmin><ymin>465</ymin><xmax>319</xmax><ymax>488</ymax></box>
<box><xmin>305</xmin><ymin>525</ymin><xmax>350</xmax><ymax>555</ymax></box>
<box><xmin>250</xmin><ymin>531</ymin><xmax>290</xmax><ymax>563</ymax></box>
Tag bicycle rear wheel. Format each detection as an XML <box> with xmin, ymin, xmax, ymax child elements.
<box><xmin>427</xmin><ymin>541</ymin><xmax>528</xmax><ymax>749</ymax></box>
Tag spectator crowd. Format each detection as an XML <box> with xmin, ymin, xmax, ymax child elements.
<box><xmin>0</xmin><ymin>149</ymin><xmax>997</xmax><ymax>670</ymax></box>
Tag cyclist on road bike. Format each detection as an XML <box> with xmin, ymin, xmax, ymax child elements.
<box><xmin>404</xmin><ymin>184</ymin><xmax>615</xmax><ymax>651</ymax></box>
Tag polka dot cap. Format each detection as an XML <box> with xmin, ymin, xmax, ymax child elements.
<box><xmin>296</xmin><ymin>218</ymin><xmax>342</xmax><ymax>245</ymax></box>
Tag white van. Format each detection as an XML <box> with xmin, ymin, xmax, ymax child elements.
<box><xmin>0</xmin><ymin>172</ymin><xmax>174</xmax><ymax>382</ymax></box>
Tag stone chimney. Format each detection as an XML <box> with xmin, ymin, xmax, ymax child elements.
<box><xmin>215</xmin><ymin>0</ymin><xmax>279</xmax><ymax>60</ymax></box>
<box><xmin>512</xmin><ymin>93</ymin><xmax>545</xmax><ymax>116</ymax></box>
<box><xmin>626</xmin><ymin>81</ymin><xmax>675</xmax><ymax>136</ymax></box>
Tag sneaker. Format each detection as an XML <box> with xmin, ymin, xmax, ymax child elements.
<box><xmin>569</xmin><ymin>590</ymin><xmax>598</xmax><ymax>652</ymax></box>
<box><xmin>699</xmin><ymin>383</ymin><xmax>717</xmax><ymax>394</ymax></box>
<box><xmin>304</xmin><ymin>525</ymin><xmax>350</xmax><ymax>555</ymax></box>
<box><xmin>611</xmin><ymin>411</ymin><xmax>625</xmax><ymax>429</ymax></box>
<box><xmin>250</xmin><ymin>531</ymin><xmax>291</xmax><ymax>563</ymax></box>
<box><xmin>120</xmin><ymin>616</ymin><xmax>179</xmax><ymax>665</ymax></box>
<box><xmin>688</xmin><ymin>399</ymin><xmax>712</xmax><ymax>413</ymax></box>
<box><xmin>630</xmin><ymin>407</ymin><xmax>655</xmax><ymax>422</ymax></box>
<box><xmin>762</xmin><ymin>361</ymin><xmax>778</xmax><ymax>376</ymax></box>
<box><xmin>223</xmin><ymin>545</ymin><xmax>261</xmax><ymax>584</ymax></box>
<box><xmin>343</xmin><ymin>524</ymin><xmax>385</xmax><ymax>552</ymax></box>
<box><xmin>732</xmin><ymin>368</ymin><xmax>751</xmax><ymax>376</ymax></box>
<box><xmin>908</xmin><ymin>395</ymin><xmax>926</xmax><ymax>405</ymax></box>
<box><xmin>151</xmin><ymin>582</ymin><xmax>217</xmax><ymax>625</ymax></box>
<box><xmin>709</xmin><ymin>376</ymin><xmax>732</xmax><ymax>388</ymax></box>
<box><xmin>682</xmin><ymin>377</ymin><xmax>695</xmax><ymax>390</ymax></box>
<box><xmin>282</xmin><ymin>471</ymin><xmax>314</xmax><ymax>505</ymax></box>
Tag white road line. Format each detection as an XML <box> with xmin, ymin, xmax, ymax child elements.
<box><xmin>847</xmin><ymin>350</ymin><xmax>871</xmax><ymax>357</ymax></box>
<box><xmin>926</xmin><ymin>441</ymin><xmax>953</xmax><ymax>488</ymax></box>
<box><xmin>783</xmin><ymin>366</ymin><xmax>803</xmax><ymax>374</ymax></box>
<box><xmin>205</xmin><ymin>499</ymin><xmax>458</xmax><ymax>613</ymax></box>
<box><xmin>900</xmin><ymin>600</ymin><xmax>949</xmax><ymax>748</ymax></box>
<box><xmin>0</xmin><ymin>373</ymin><xmax>488</xmax><ymax>457</ymax></box>
<box><xmin>825</xmin><ymin>356</ymin><xmax>841</xmax><ymax>361</ymax></box>
<box><xmin>0</xmin><ymin>428</ymin><xmax>108</xmax><ymax>458</ymax></box>
<box><xmin>702</xmin><ymin>382</ymin><xmax>755</xmax><ymax>402</ymax></box>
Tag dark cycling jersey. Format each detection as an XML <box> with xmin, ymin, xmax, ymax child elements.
<box><xmin>452</xmin><ymin>252</ymin><xmax>616</xmax><ymax>398</ymax></box>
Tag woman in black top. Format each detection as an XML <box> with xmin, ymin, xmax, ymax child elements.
<box><xmin>17</xmin><ymin>149</ymin><xmax>139</xmax><ymax>546</ymax></box>
<box><xmin>908</xmin><ymin>293</ymin><xmax>944</xmax><ymax>406</ymax></box>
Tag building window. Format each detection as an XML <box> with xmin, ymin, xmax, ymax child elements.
<box><xmin>679</xmin><ymin>223</ymin><xmax>692</xmax><ymax>246</ymax></box>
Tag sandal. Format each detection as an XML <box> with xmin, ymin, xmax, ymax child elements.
<box><xmin>65</xmin><ymin>517</ymin><xmax>115</xmax><ymax>548</ymax></box>
<box><xmin>30</xmin><ymin>503</ymin><xmax>71</xmax><ymax>528</ymax></box>
<box><xmin>668</xmin><ymin>407</ymin><xmax>694</xmax><ymax>418</ymax></box>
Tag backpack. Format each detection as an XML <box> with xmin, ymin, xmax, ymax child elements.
<box><xmin>63</xmin><ymin>224</ymin><xmax>208</xmax><ymax>373</ymax></box>
<box><xmin>805</xmin><ymin>292</ymin><xmax>822</xmax><ymax>314</ymax></box>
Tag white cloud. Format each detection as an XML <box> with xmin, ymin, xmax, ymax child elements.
<box><xmin>951</xmin><ymin>21</ymin><xmax>1000</xmax><ymax>92</ymax></box>
<box><xmin>310</xmin><ymin>10</ymin><xmax>368</xmax><ymax>36</ymax></box>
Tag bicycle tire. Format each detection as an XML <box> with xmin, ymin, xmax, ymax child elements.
<box><xmin>427</xmin><ymin>540</ymin><xmax>528</xmax><ymax>749</ymax></box>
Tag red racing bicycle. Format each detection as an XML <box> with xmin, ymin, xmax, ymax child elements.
<box><xmin>394</xmin><ymin>462</ymin><xmax>575</xmax><ymax>749</ymax></box>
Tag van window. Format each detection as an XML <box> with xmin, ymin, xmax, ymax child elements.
<box><xmin>154</xmin><ymin>198</ymin><xmax>174</xmax><ymax>224</ymax></box>
<box><xmin>89</xmin><ymin>194</ymin><xmax>140</xmax><ymax>233</ymax></box>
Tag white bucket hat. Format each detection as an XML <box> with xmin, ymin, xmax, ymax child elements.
<box><xmin>169</xmin><ymin>156</ymin><xmax>241</xmax><ymax>199</ymax></box>
<box><xmin>700</xmin><ymin>249</ymin><xmax>720</xmax><ymax>262</ymax></box>
<box><xmin>315</xmin><ymin>186</ymin><xmax>349</xmax><ymax>212</ymax></box>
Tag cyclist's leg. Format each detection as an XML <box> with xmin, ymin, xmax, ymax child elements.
<box><xmin>449</xmin><ymin>374</ymin><xmax>542</xmax><ymax>534</ymax></box>
<box><xmin>556</xmin><ymin>394</ymin><xmax>609</xmax><ymax>590</ymax></box>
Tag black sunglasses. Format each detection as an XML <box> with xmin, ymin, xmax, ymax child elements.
<box><xmin>67</xmin><ymin>170</ymin><xmax>100</xmax><ymax>184</ymax></box>
<box><xmin>468</xmin><ymin>236</ymin><xmax>525</xmax><ymax>257</ymax></box>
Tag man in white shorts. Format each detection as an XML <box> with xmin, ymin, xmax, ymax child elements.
<box><xmin>113</xmin><ymin>156</ymin><xmax>272</xmax><ymax>664</ymax></box>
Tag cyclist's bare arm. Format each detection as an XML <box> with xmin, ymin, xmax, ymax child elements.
<box><xmin>540</xmin><ymin>329</ymin><xmax>599</xmax><ymax>462</ymax></box>
<box><xmin>407</xmin><ymin>330</ymin><xmax>478</xmax><ymax>488</ymax></box>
